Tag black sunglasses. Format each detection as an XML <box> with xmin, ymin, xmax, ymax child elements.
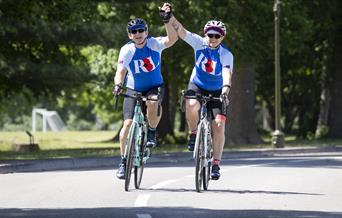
<box><xmin>207</xmin><ymin>34</ymin><xmax>222</xmax><ymax>39</ymax></box>
<box><xmin>130</xmin><ymin>28</ymin><xmax>146</xmax><ymax>34</ymax></box>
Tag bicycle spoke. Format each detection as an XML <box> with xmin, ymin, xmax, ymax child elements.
<box><xmin>134</xmin><ymin>129</ymin><xmax>146</xmax><ymax>189</ymax></box>
<box><xmin>203</xmin><ymin>125</ymin><xmax>212</xmax><ymax>190</ymax></box>
<box><xmin>195</xmin><ymin>125</ymin><xmax>204</xmax><ymax>192</ymax></box>
<box><xmin>125</xmin><ymin>124</ymin><xmax>137</xmax><ymax>191</ymax></box>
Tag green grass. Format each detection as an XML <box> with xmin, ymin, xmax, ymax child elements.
<box><xmin>0</xmin><ymin>131</ymin><xmax>118</xmax><ymax>150</ymax></box>
<box><xmin>0</xmin><ymin>131</ymin><xmax>119</xmax><ymax>160</ymax></box>
<box><xmin>0</xmin><ymin>131</ymin><xmax>341</xmax><ymax>161</ymax></box>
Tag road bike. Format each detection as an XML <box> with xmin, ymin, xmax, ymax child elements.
<box><xmin>115</xmin><ymin>90</ymin><xmax>161</xmax><ymax>191</ymax></box>
<box><xmin>181</xmin><ymin>90</ymin><xmax>227</xmax><ymax>192</ymax></box>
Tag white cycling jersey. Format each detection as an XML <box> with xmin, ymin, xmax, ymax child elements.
<box><xmin>184</xmin><ymin>31</ymin><xmax>234</xmax><ymax>91</ymax></box>
<box><xmin>118</xmin><ymin>36</ymin><xmax>166</xmax><ymax>92</ymax></box>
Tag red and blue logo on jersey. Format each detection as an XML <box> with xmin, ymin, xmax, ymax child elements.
<box><xmin>133</xmin><ymin>56</ymin><xmax>156</xmax><ymax>73</ymax></box>
<box><xmin>196</xmin><ymin>52</ymin><xmax>217</xmax><ymax>75</ymax></box>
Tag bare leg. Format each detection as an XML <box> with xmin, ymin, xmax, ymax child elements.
<box><xmin>211</xmin><ymin>121</ymin><xmax>225</xmax><ymax>160</ymax></box>
<box><xmin>185</xmin><ymin>99</ymin><xmax>200</xmax><ymax>132</ymax></box>
<box><xmin>146</xmin><ymin>98</ymin><xmax>162</xmax><ymax>128</ymax></box>
<box><xmin>119</xmin><ymin>119</ymin><xmax>133</xmax><ymax>156</ymax></box>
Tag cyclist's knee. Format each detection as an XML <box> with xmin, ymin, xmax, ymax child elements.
<box><xmin>212</xmin><ymin>121</ymin><xmax>225</xmax><ymax>132</ymax></box>
<box><xmin>186</xmin><ymin>99</ymin><xmax>200</xmax><ymax>110</ymax></box>
<box><xmin>214</xmin><ymin>114</ymin><xmax>226</xmax><ymax>127</ymax></box>
<box><xmin>123</xmin><ymin>119</ymin><xmax>133</xmax><ymax>129</ymax></box>
<box><xmin>146</xmin><ymin>100</ymin><xmax>159</xmax><ymax>109</ymax></box>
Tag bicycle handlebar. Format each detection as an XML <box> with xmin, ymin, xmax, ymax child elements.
<box><xmin>180</xmin><ymin>90</ymin><xmax>229</xmax><ymax>115</ymax></box>
<box><xmin>114</xmin><ymin>91</ymin><xmax>161</xmax><ymax>116</ymax></box>
<box><xmin>183</xmin><ymin>94</ymin><xmax>222</xmax><ymax>101</ymax></box>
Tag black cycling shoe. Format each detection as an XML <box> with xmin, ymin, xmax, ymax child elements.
<box><xmin>211</xmin><ymin>164</ymin><xmax>220</xmax><ymax>180</ymax></box>
<box><xmin>187</xmin><ymin>133</ymin><xmax>196</xmax><ymax>151</ymax></box>
<box><xmin>146</xmin><ymin>129</ymin><xmax>157</xmax><ymax>148</ymax></box>
<box><xmin>116</xmin><ymin>160</ymin><xmax>126</xmax><ymax>180</ymax></box>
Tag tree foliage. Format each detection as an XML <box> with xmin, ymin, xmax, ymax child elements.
<box><xmin>0</xmin><ymin>0</ymin><xmax>341</xmax><ymax>141</ymax></box>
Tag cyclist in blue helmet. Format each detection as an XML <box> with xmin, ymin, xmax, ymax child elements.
<box><xmin>113</xmin><ymin>3</ymin><xmax>177</xmax><ymax>180</ymax></box>
<box><xmin>168</xmin><ymin>10</ymin><xmax>233</xmax><ymax>180</ymax></box>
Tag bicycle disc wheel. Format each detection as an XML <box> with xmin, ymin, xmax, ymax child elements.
<box><xmin>134</xmin><ymin>130</ymin><xmax>146</xmax><ymax>189</ymax></box>
<box><xmin>195</xmin><ymin>126</ymin><xmax>204</xmax><ymax>192</ymax></box>
<box><xmin>124</xmin><ymin>125</ymin><xmax>137</xmax><ymax>191</ymax></box>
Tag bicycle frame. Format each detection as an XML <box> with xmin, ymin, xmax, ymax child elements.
<box><xmin>193</xmin><ymin>99</ymin><xmax>212</xmax><ymax>161</ymax></box>
<box><xmin>125</xmin><ymin>96</ymin><xmax>149</xmax><ymax>167</ymax></box>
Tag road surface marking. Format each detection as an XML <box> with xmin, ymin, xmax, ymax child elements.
<box><xmin>136</xmin><ymin>214</ymin><xmax>152</xmax><ymax>218</ymax></box>
<box><xmin>134</xmin><ymin>179</ymin><xmax>177</xmax><ymax>207</ymax></box>
<box><xmin>150</xmin><ymin>179</ymin><xmax>177</xmax><ymax>189</ymax></box>
<box><xmin>134</xmin><ymin>194</ymin><xmax>150</xmax><ymax>207</ymax></box>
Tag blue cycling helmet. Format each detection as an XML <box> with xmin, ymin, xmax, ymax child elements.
<box><xmin>127</xmin><ymin>18</ymin><xmax>148</xmax><ymax>32</ymax></box>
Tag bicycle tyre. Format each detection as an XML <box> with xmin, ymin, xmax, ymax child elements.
<box><xmin>195</xmin><ymin>125</ymin><xmax>205</xmax><ymax>192</ymax></box>
<box><xmin>134</xmin><ymin>130</ymin><xmax>146</xmax><ymax>189</ymax></box>
<box><xmin>124</xmin><ymin>124</ymin><xmax>137</xmax><ymax>191</ymax></box>
<box><xmin>203</xmin><ymin>125</ymin><xmax>212</xmax><ymax>190</ymax></box>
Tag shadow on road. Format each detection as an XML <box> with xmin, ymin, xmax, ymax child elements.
<box><xmin>140</xmin><ymin>187</ymin><xmax>321</xmax><ymax>196</ymax></box>
<box><xmin>0</xmin><ymin>207</ymin><xmax>341</xmax><ymax>218</ymax></box>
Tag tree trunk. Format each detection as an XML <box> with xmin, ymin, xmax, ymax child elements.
<box><xmin>328</xmin><ymin>37</ymin><xmax>342</xmax><ymax>138</ymax></box>
<box><xmin>315</xmin><ymin>85</ymin><xmax>331</xmax><ymax>139</ymax></box>
<box><xmin>226</xmin><ymin>64</ymin><xmax>262</xmax><ymax>145</ymax></box>
<box><xmin>157</xmin><ymin>70</ymin><xmax>173</xmax><ymax>139</ymax></box>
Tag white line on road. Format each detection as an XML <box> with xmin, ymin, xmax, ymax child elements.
<box><xmin>134</xmin><ymin>179</ymin><xmax>177</xmax><ymax>207</ymax></box>
<box><xmin>134</xmin><ymin>194</ymin><xmax>150</xmax><ymax>207</ymax></box>
<box><xmin>150</xmin><ymin>179</ymin><xmax>177</xmax><ymax>189</ymax></box>
<box><xmin>136</xmin><ymin>214</ymin><xmax>152</xmax><ymax>218</ymax></box>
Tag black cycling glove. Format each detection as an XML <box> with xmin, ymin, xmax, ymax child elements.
<box><xmin>159</xmin><ymin>4</ymin><xmax>172</xmax><ymax>23</ymax></box>
<box><xmin>112</xmin><ymin>83</ymin><xmax>123</xmax><ymax>96</ymax></box>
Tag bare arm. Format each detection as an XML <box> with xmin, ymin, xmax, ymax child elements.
<box><xmin>114</xmin><ymin>65</ymin><xmax>127</xmax><ymax>86</ymax></box>
<box><xmin>159</xmin><ymin>3</ymin><xmax>178</xmax><ymax>48</ymax></box>
<box><xmin>169</xmin><ymin>16</ymin><xmax>187</xmax><ymax>39</ymax></box>
<box><xmin>221</xmin><ymin>67</ymin><xmax>233</xmax><ymax>95</ymax></box>
<box><xmin>163</xmin><ymin>19</ymin><xmax>178</xmax><ymax>48</ymax></box>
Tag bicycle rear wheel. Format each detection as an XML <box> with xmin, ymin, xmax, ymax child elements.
<box><xmin>195</xmin><ymin>125</ymin><xmax>205</xmax><ymax>192</ymax></box>
<box><xmin>134</xmin><ymin>130</ymin><xmax>146</xmax><ymax>189</ymax></box>
<box><xmin>125</xmin><ymin>124</ymin><xmax>137</xmax><ymax>191</ymax></box>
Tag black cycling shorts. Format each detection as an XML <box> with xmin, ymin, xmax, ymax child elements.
<box><xmin>186</xmin><ymin>82</ymin><xmax>225</xmax><ymax>119</ymax></box>
<box><xmin>123</xmin><ymin>85</ymin><xmax>165</xmax><ymax>120</ymax></box>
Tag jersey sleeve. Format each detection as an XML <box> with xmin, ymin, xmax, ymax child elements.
<box><xmin>148</xmin><ymin>37</ymin><xmax>166</xmax><ymax>52</ymax></box>
<box><xmin>220</xmin><ymin>50</ymin><xmax>234</xmax><ymax>72</ymax></box>
<box><xmin>117</xmin><ymin>46</ymin><xmax>129</xmax><ymax>69</ymax></box>
<box><xmin>183</xmin><ymin>31</ymin><xmax>205</xmax><ymax>50</ymax></box>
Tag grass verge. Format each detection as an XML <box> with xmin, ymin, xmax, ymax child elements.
<box><xmin>1</xmin><ymin>131</ymin><xmax>341</xmax><ymax>161</ymax></box>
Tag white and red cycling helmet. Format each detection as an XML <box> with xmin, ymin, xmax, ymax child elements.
<box><xmin>203</xmin><ymin>19</ymin><xmax>227</xmax><ymax>36</ymax></box>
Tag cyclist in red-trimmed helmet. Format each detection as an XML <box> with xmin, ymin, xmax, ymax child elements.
<box><xmin>167</xmin><ymin>10</ymin><xmax>234</xmax><ymax>180</ymax></box>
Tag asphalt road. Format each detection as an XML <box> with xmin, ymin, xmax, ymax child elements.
<box><xmin>1</xmin><ymin>149</ymin><xmax>342</xmax><ymax>218</ymax></box>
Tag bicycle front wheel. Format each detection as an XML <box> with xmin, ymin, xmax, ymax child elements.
<box><xmin>195</xmin><ymin>125</ymin><xmax>205</xmax><ymax>192</ymax></box>
<box><xmin>125</xmin><ymin>124</ymin><xmax>137</xmax><ymax>191</ymax></box>
<box><xmin>134</xmin><ymin>130</ymin><xmax>146</xmax><ymax>189</ymax></box>
<box><xmin>203</xmin><ymin>126</ymin><xmax>212</xmax><ymax>190</ymax></box>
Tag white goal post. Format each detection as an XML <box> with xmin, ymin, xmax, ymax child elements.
<box><xmin>32</xmin><ymin>108</ymin><xmax>67</xmax><ymax>132</ymax></box>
